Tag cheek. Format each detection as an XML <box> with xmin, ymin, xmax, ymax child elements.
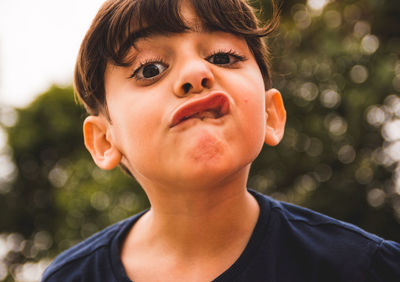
<box><xmin>243</xmin><ymin>101</ymin><xmax>266</xmax><ymax>147</ymax></box>
<box><xmin>234</xmin><ymin>71</ymin><xmax>265</xmax><ymax>116</ymax></box>
<box><xmin>234</xmin><ymin>78</ymin><xmax>266</xmax><ymax>150</ymax></box>
<box><xmin>111</xmin><ymin>102</ymin><xmax>159</xmax><ymax>157</ymax></box>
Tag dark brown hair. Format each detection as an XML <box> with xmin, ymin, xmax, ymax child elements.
<box><xmin>74</xmin><ymin>0</ymin><xmax>279</xmax><ymax>116</ymax></box>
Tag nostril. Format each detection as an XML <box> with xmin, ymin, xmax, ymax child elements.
<box><xmin>183</xmin><ymin>83</ymin><xmax>192</xmax><ymax>94</ymax></box>
<box><xmin>201</xmin><ymin>78</ymin><xmax>208</xmax><ymax>87</ymax></box>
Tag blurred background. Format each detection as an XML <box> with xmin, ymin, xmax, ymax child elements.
<box><xmin>0</xmin><ymin>0</ymin><xmax>399</xmax><ymax>281</ymax></box>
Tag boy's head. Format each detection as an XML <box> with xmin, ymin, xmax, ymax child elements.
<box><xmin>74</xmin><ymin>0</ymin><xmax>279</xmax><ymax>116</ymax></box>
<box><xmin>77</xmin><ymin>0</ymin><xmax>286</xmax><ymax>187</ymax></box>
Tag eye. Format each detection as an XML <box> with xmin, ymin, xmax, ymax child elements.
<box><xmin>206</xmin><ymin>50</ymin><xmax>246</xmax><ymax>67</ymax></box>
<box><xmin>130</xmin><ymin>61</ymin><xmax>168</xmax><ymax>81</ymax></box>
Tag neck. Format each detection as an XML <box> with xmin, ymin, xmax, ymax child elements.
<box><xmin>126</xmin><ymin>166</ymin><xmax>259</xmax><ymax>258</ymax></box>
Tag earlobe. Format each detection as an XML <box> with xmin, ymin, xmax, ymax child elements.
<box><xmin>83</xmin><ymin>116</ymin><xmax>122</xmax><ymax>170</ymax></box>
<box><xmin>264</xmin><ymin>88</ymin><xmax>286</xmax><ymax>146</ymax></box>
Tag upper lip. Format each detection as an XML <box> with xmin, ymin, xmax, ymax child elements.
<box><xmin>169</xmin><ymin>93</ymin><xmax>230</xmax><ymax>128</ymax></box>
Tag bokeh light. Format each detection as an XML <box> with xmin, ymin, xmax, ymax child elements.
<box><xmin>350</xmin><ymin>65</ymin><xmax>368</xmax><ymax>84</ymax></box>
<box><xmin>361</xmin><ymin>34</ymin><xmax>379</xmax><ymax>55</ymax></box>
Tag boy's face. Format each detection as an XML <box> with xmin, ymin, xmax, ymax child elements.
<box><xmin>85</xmin><ymin>4</ymin><xmax>285</xmax><ymax>190</ymax></box>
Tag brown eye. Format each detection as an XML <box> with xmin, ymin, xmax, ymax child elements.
<box><xmin>132</xmin><ymin>62</ymin><xmax>168</xmax><ymax>80</ymax></box>
<box><xmin>142</xmin><ymin>64</ymin><xmax>162</xmax><ymax>78</ymax></box>
<box><xmin>206</xmin><ymin>51</ymin><xmax>246</xmax><ymax>67</ymax></box>
<box><xmin>211</xmin><ymin>53</ymin><xmax>230</xmax><ymax>65</ymax></box>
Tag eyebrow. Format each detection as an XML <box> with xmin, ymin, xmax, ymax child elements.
<box><xmin>129</xmin><ymin>23</ymin><xmax>210</xmax><ymax>45</ymax></box>
<box><xmin>130</xmin><ymin>29</ymin><xmax>167</xmax><ymax>43</ymax></box>
<box><xmin>119</xmin><ymin>28</ymin><xmax>173</xmax><ymax>66</ymax></box>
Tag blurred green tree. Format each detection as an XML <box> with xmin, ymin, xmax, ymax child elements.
<box><xmin>0</xmin><ymin>86</ymin><xmax>148</xmax><ymax>281</ymax></box>
<box><xmin>250</xmin><ymin>0</ymin><xmax>400</xmax><ymax>240</ymax></box>
<box><xmin>0</xmin><ymin>0</ymin><xmax>399</xmax><ymax>280</ymax></box>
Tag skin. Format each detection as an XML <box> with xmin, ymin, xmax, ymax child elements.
<box><xmin>83</xmin><ymin>3</ymin><xmax>286</xmax><ymax>281</ymax></box>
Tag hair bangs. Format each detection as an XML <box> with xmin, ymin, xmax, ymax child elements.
<box><xmin>191</xmin><ymin>0</ymin><xmax>266</xmax><ymax>37</ymax></box>
<box><xmin>106</xmin><ymin>0</ymin><xmax>189</xmax><ymax>66</ymax></box>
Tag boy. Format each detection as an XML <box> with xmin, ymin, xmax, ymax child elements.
<box><xmin>42</xmin><ymin>0</ymin><xmax>400</xmax><ymax>281</ymax></box>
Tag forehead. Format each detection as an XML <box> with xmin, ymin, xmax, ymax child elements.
<box><xmin>129</xmin><ymin>1</ymin><xmax>212</xmax><ymax>48</ymax></box>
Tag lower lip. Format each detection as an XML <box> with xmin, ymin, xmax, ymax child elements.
<box><xmin>170</xmin><ymin>115</ymin><xmax>227</xmax><ymax>131</ymax></box>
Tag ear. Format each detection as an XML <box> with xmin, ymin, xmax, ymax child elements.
<box><xmin>83</xmin><ymin>116</ymin><xmax>122</xmax><ymax>170</ymax></box>
<box><xmin>264</xmin><ymin>88</ymin><xmax>286</xmax><ymax>146</ymax></box>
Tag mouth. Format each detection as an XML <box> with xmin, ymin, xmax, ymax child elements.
<box><xmin>170</xmin><ymin>93</ymin><xmax>230</xmax><ymax>128</ymax></box>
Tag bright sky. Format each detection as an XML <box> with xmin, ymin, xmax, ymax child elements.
<box><xmin>0</xmin><ymin>0</ymin><xmax>105</xmax><ymax>108</ymax></box>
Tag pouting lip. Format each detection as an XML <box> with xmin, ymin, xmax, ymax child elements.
<box><xmin>169</xmin><ymin>93</ymin><xmax>230</xmax><ymax>128</ymax></box>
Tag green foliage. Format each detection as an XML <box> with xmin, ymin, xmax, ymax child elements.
<box><xmin>0</xmin><ymin>0</ymin><xmax>399</xmax><ymax>280</ymax></box>
<box><xmin>0</xmin><ymin>86</ymin><xmax>148</xmax><ymax>281</ymax></box>
<box><xmin>250</xmin><ymin>0</ymin><xmax>400</xmax><ymax>241</ymax></box>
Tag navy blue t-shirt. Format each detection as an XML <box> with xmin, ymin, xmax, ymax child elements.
<box><xmin>42</xmin><ymin>190</ymin><xmax>400</xmax><ymax>281</ymax></box>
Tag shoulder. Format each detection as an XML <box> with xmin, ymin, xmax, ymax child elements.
<box><xmin>41</xmin><ymin>214</ymin><xmax>141</xmax><ymax>282</ymax></box>
<box><xmin>250</xmin><ymin>190</ymin><xmax>400</xmax><ymax>281</ymax></box>
<box><xmin>253</xmin><ymin>190</ymin><xmax>383</xmax><ymax>244</ymax></box>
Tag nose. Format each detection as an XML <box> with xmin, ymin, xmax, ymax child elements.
<box><xmin>173</xmin><ymin>58</ymin><xmax>214</xmax><ymax>97</ymax></box>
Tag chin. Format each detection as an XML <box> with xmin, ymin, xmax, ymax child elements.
<box><xmin>169</xmin><ymin>155</ymin><xmax>253</xmax><ymax>190</ymax></box>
